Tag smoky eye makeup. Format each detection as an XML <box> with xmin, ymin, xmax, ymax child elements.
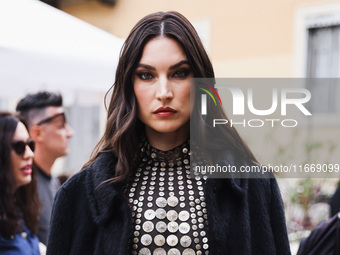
<box><xmin>136</xmin><ymin>72</ymin><xmax>154</xmax><ymax>80</ymax></box>
<box><xmin>172</xmin><ymin>68</ymin><xmax>191</xmax><ymax>78</ymax></box>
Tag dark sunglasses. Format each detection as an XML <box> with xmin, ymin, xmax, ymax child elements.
<box><xmin>37</xmin><ymin>112</ymin><xmax>66</xmax><ymax>126</ymax></box>
<box><xmin>11</xmin><ymin>139</ymin><xmax>35</xmax><ymax>156</ymax></box>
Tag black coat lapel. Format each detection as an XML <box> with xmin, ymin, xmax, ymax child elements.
<box><xmin>85</xmin><ymin>152</ymin><xmax>133</xmax><ymax>255</ymax></box>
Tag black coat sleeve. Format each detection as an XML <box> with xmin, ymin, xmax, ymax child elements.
<box><xmin>270</xmin><ymin>178</ymin><xmax>291</xmax><ymax>255</ymax></box>
<box><xmin>46</xmin><ymin>186</ymin><xmax>73</xmax><ymax>255</ymax></box>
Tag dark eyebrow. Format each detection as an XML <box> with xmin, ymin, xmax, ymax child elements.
<box><xmin>136</xmin><ymin>64</ymin><xmax>156</xmax><ymax>70</ymax></box>
<box><xmin>169</xmin><ymin>60</ymin><xmax>190</xmax><ymax>70</ymax></box>
<box><xmin>136</xmin><ymin>60</ymin><xmax>190</xmax><ymax>71</ymax></box>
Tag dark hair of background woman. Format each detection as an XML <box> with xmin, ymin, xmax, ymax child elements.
<box><xmin>85</xmin><ymin>11</ymin><xmax>257</xmax><ymax>183</ymax></box>
<box><xmin>0</xmin><ymin>112</ymin><xmax>40</xmax><ymax>238</ymax></box>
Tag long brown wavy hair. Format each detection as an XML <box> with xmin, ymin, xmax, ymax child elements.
<box><xmin>85</xmin><ymin>11</ymin><xmax>257</xmax><ymax>183</ymax></box>
<box><xmin>0</xmin><ymin>111</ymin><xmax>40</xmax><ymax>238</ymax></box>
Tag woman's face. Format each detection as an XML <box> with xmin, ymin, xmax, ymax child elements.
<box><xmin>133</xmin><ymin>36</ymin><xmax>193</xmax><ymax>141</ymax></box>
<box><xmin>10</xmin><ymin>122</ymin><xmax>34</xmax><ymax>189</ymax></box>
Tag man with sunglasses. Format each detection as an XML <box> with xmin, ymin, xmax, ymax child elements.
<box><xmin>16</xmin><ymin>91</ymin><xmax>74</xmax><ymax>246</ymax></box>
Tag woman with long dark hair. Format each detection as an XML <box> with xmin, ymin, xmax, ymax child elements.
<box><xmin>0</xmin><ymin>112</ymin><xmax>40</xmax><ymax>254</ymax></box>
<box><xmin>47</xmin><ymin>11</ymin><xmax>290</xmax><ymax>255</ymax></box>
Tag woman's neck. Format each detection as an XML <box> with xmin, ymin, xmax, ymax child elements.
<box><xmin>145</xmin><ymin>127</ymin><xmax>189</xmax><ymax>151</ymax></box>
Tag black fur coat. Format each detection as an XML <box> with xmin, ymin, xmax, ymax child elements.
<box><xmin>47</xmin><ymin>151</ymin><xmax>291</xmax><ymax>255</ymax></box>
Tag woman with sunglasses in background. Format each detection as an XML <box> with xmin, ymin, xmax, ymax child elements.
<box><xmin>0</xmin><ymin>111</ymin><xmax>41</xmax><ymax>255</ymax></box>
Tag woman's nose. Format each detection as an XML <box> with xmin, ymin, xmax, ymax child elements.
<box><xmin>24</xmin><ymin>144</ymin><xmax>34</xmax><ymax>158</ymax></box>
<box><xmin>156</xmin><ymin>77</ymin><xmax>173</xmax><ymax>101</ymax></box>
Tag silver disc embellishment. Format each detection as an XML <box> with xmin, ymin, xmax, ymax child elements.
<box><xmin>167</xmin><ymin>221</ymin><xmax>179</xmax><ymax>233</ymax></box>
<box><xmin>168</xmin><ymin>248</ymin><xmax>180</xmax><ymax>255</ymax></box>
<box><xmin>179</xmin><ymin>211</ymin><xmax>190</xmax><ymax>221</ymax></box>
<box><xmin>166</xmin><ymin>234</ymin><xmax>178</xmax><ymax>247</ymax></box>
<box><xmin>155</xmin><ymin>208</ymin><xmax>166</xmax><ymax>219</ymax></box>
<box><xmin>139</xmin><ymin>247</ymin><xmax>151</xmax><ymax>255</ymax></box>
<box><xmin>153</xmin><ymin>248</ymin><xmax>166</xmax><ymax>255</ymax></box>
<box><xmin>183</xmin><ymin>248</ymin><xmax>196</xmax><ymax>255</ymax></box>
<box><xmin>154</xmin><ymin>234</ymin><xmax>165</xmax><ymax>246</ymax></box>
<box><xmin>179</xmin><ymin>222</ymin><xmax>190</xmax><ymax>234</ymax></box>
<box><xmin>144</xmin><ymin>209</ymin><xmax>156</xmax><ymax>220</ymax></box>
<box><xmin>156</xmin><ymin>197</ymin><xmax>167</xmax><ymax>208</ymax></box>
<box><xmin>167</xmin><ymin>196</ymin><xmax>179</xmax><ymax>207</ymax></box>
<box><xmin>130</xmin><ymin>140</ymin><xmax>210</xmax><ymax>254</ymax></box>
<box><xmin>141</xmin><ymin>234</ymin><xmax>152</xmax><ymax>246</ymax></box>
<box><xmin>166</xmin><ymin>210</ymin><xmax>178</xmax><ymax>221</ymax></box>
<box><xmin>155</xmin><ymin>221</ymin><xmax>167</xmax><ymax>233</ymax></box>
<box><xmin>142</xmin><ymin>221</ymin><xmax>154</xmax><ymax>233</ymax></box>
<box><xmin>180</xmin><ymin>235</ymin><xmax>192</xmax><ymax>247</ymax></box>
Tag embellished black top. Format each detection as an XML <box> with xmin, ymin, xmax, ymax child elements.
<box><xmin>124</xmin><ymin>140</ymin><xmax>209</xmax><ymax>255</ymax></box>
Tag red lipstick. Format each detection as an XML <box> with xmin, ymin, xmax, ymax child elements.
<box><xmin>21</xmin><ymin>164</ymin><xmax>32</xmax><ymax>175</ymax></box>
<box><xmin>154</xmin><ymin>107</ymin><xmax>177</xmax><ymax>117</ymax></box>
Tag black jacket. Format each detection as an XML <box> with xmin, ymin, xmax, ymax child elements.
<box><xmin>47</xmin><ymin>151</ymin><xmax>291</xmax><ymax>255</ymax></box>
